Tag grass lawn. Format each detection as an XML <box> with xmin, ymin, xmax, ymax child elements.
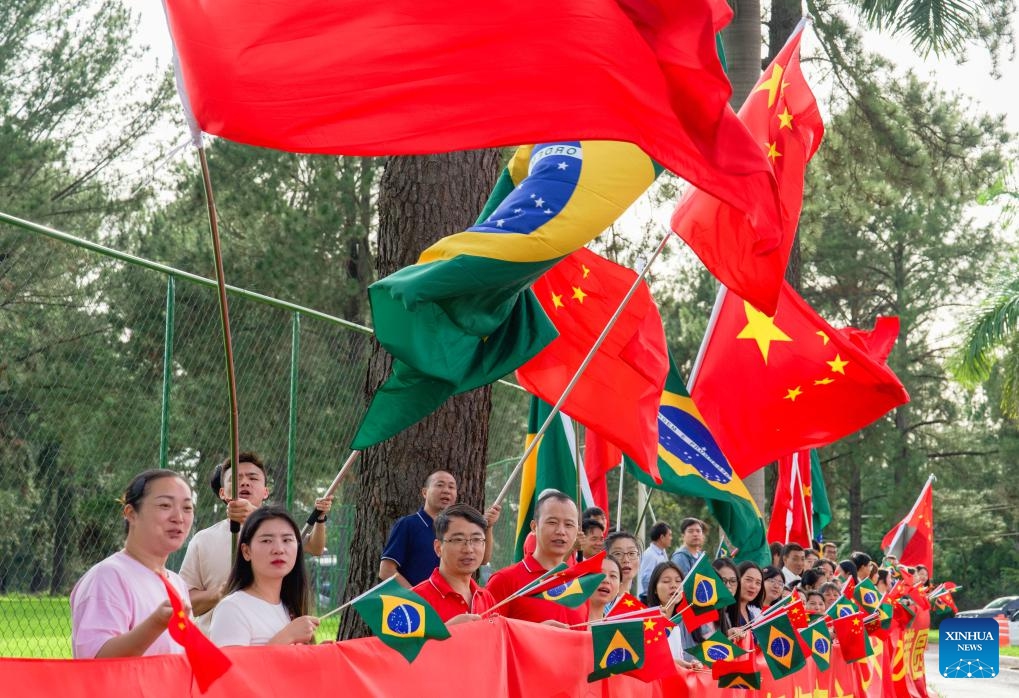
<box><xmin>0</xmin><ymin>594</ymin><xmax>341</xmax><ymax>658</ymax></box>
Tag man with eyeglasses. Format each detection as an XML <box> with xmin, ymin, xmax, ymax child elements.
<box><xmin>412</xmin><ymin>504</ymin><xmax>495</xmax><ymax>623</ymax></box>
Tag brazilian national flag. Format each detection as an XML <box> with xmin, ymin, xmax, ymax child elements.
<box><xmin>350</xmin><ymin>577</ymin><xmax>451</xmax><ymax>662</ymax></box>
<box><xmin>854</xmin><ymin>579</ymin><xmax>882</xmax><ymax>613</ymax></box>
<box><xmin>351</xmin><ymin>141</ymin><xmax>658</xmax><ymax>449</ymax></box>
<box><xmin>827</xmin><ymin>596</ymin><xmax>861</xmax><ymax>620</ymax></box>
<box><xmin>718</xmin><ymin>672</ymin><xmax>762</xmax><ymax>689</ymax></box>
<box><xmin>588</xmin><ymin>619</ymin><xmax>645</xmax><ymax>682</ymax></box>
<box><xmin>531</xmin><ymin>573</ymin><xmax>606</xmax><ymax>608</ymax></box>
<box><xmin>751</xmin><ymin>613</ymin><xmax>807</xmax><ymax>680</ymax></box>
<box><xmin>514</xmin><ymin>396</ymin><xmax>581</xmax><ymax>561</ymax></box>
<box><xmin>625</xmin><ymin>353</ymin><xmax>769</xmax><ymax>566</ymax></box>
<box><xmin>682</xmin><ymin>554</ymin><xmax>736</xmax><ymax>614</ymax></box>
<box><xmin>798</xmin><ymin>620</ymin><xmax>833</xmax><ymax>671</ymax></box>
<box><xmin>687</xmin><ymin>630</ymin><xmax>747</xmax><ymax>665</ymax></box>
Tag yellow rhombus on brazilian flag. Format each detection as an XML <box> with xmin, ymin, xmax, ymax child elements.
<box><xmin>350</xmin><ymin>577</ymin><xmax>450</xmax><ymax>662</ymax></box>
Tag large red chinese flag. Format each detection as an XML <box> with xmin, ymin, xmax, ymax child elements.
<box><xmin>158</xmin><ymin>574</ymin><xmax>231</xmax><ymax>693</ymax></box>
<box><xmin>671</xmin><ymin>19</ymin><xmax>824</xmax><ymax>315</ymax></box>
<box><xmin>767</xmin><ymin>450</ymin><xmax>813</xmax><ymax>546</ymax></box>
<box><xmin>583</xmin><ymin>429</ymin><xmax>621</xmax><ymax>518</ymax></box>
<box><xmin>690</xmin><ymin>283</ymin><xmax>909</xmax><ymax>477</ymax></box>
<box><xmin>517</xmin><ymin>248</ymin><xmax>668</xmax><ymax>481</ymax></box>
<box><xmin>881</xmin><ymin>477</ymin><xmax>934</xmax><ymax>576</ymax></box>
<box><xmin>163</xmin><ymin>0</ymin><xmax>781</xmax><ymax>237</ymax></box>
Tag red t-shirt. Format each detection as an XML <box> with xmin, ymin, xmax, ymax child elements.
<box><xmin>485</xmin><ymin>554</ymin><xmax>587</xmax><ymax>626</ymax></box>
<box><xmin>412</xmin><ymin>569</ymin><xmax>496</xmax><ymax>623</ymax></box>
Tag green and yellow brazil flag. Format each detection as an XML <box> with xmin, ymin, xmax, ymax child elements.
<box><xmin>352</xmin><ymin>141</ymin><xmax>657</xmax><ymax>449</ymax></box>
<box><xmin>350</xmin><ymin>577</ymin><xmax>450</xmax><ymax>662</ymax></box>
<box><xmin>588</xmin><ymin>619</ymin><xmax>645</xmax><ymax>682</ymax></box>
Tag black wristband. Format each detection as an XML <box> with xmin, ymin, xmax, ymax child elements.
<box><xmin>316</xmin><ymin>515</ymin><xmax>328</xmax><ymax>523</ymax></box>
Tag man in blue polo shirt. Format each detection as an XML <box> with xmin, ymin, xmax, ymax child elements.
<box><xmin>379</xmin><ymin>470</ymin><xmax>458</xmax><ymax>587</ymax></box>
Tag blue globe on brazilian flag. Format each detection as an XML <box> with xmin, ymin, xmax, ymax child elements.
<box><xmin>351</xmin><ymin>577</ymin><xmax>451</xmax><ymax>662</ymax></box>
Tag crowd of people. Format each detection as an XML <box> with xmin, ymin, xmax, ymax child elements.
<box><xmin>69</xmin><ymin>461</ymin><xmax>932</xmax><ymax>670</ymax></box>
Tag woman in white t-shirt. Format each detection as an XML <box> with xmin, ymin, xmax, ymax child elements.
<box><xmin>210</xmin><ymin>506</ymin><xmax>319</xmax><ymax>646</ymax></box>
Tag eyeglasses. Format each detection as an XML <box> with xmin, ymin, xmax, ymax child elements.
<box><xmin>609</xmin><ymin>550</ymin><xmax>640</xmax><ymax>561</ymax></box>
<box><xmin>442</xmin><ymin>536</ymin><xmax>486</xmax><ymax>548</ymax></box>
<box><xmin>720</xmin><ymin>577</ymin><xmax>738</xmax><ymax>586</ymax></box>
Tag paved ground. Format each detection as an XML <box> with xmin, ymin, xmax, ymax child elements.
<box><xmin>925</xmin><ymin>644</ymin><xmax>1019</xmax><ymax>698</ymax></box>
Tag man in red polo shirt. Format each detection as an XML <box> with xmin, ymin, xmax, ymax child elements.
<box><xmin>412</xmin><ymin>504</ymin><xmax>496</xmax><ymax>623</ymax></box>
<box><xmin>486</xmin><ymin>490</ymin><xmax>585</xmax><ymax>627</ymax></box>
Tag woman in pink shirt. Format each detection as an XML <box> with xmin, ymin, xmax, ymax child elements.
<box><xmin>70</xmin><ymin>469</ymin><xmax>194</xmax><ymax>658</ymax></box>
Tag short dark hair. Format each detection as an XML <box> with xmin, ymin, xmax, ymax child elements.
<box><xmin>582</xmin><ymin>518</ymin><xmax>606</xmax><ymax>535</ymax></box>
<box><xmin>679</xmin><ymin>517</ymin><xmax>706</xmax><ymax>534</ymax></box>
<box><xmin>815</xmin><ymin>559</ymin><xmax>836</xmax><ymax>575</ymax></box>
<box><xmin>120</xmin><ymin>469</ymin><xmax>188</xmax><ymax>534</ymax></box>
<box><xmin>839</xmin><ymin>560</ymin><xmax>858</xmax><ymax>578</ymax></box>
<box><xmin>209</xmin><ymin>463</ymin><xmax>223</xmax><ymax>497</ymax></box>
<box><xmin>434</xmin><ymin>503</ymin><xmax>487</xmax><ymax>539</ymax></box>
<box><xmin>818</xmin><ymin>582</ymin><xmax>840</xmax><ymax>597</ymax></box>
<box><xmin>649</xmin><ymin>522</ymin><xmax>671</xmax><ymax>542</ymax></box>
<box><xmin>424</xmin><ymin>470</ymin><xmax>456</xmax><ymax>488</ymax></box>
<box><xmin>850</xmin><ymin>551</ymin><xmax>872</xmax><ymax>570</ymax></box>
<box><xmin>781</xmin><ymin>543</ymin><xmax>804</xmax><ymax>558</ymax></box>
<box><xmin>822</xmin><ymin>541</ymin><xmax>838</xmax><ymax>551</ymax></box>
<box><xmin>604</xmin><ymin>531</ymin><xmax>641</xmax><ymax>555</ymax></box>
<box><xmin>761</xmin><ymin>565</ymin><xmax>784</xmax><ymax>583</ymax></box>
<box><xmin>534</xmin><ymin>489</ymin><xmax>575</xmax><ymax>520</ymax></box>
<box><xmin>799</xmin><ymin>568</ymin><xmax>821</xmax><ymax>589</ymax></box>
<box><xmin>226</xmin><ymin>506</ymin><xmax>308</xmax><ymax>619</ymax></box>
<box><xmin>582</xmin><ymin>506</ymin><xmax>606</xmax><ymax>520</ymax></box>
<box><xmin>805</xmin><ymin>590</ymin><xmax>824</xmax><ymax>605</ymax></box>
<box><xmin>220</xmin><ymin>451</ymin><xmax>266</xmax><ymax>478</ymax></box>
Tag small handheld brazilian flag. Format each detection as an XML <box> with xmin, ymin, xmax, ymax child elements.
<box><xmin>827</xmin><ymin>595</ymin><xmax>861</xmax><ymax>620</ymax></box>
<box><xmin>588</xmin><ymin>619</ymin><xmax>645</xmax><ymax>681</ymax></box>
<box><xmin>531</xmin><ymin>573</ymin><xmax>606</xmax><ymax>608</ymax></box>
<box><xmin>712</xmin><ymin>654</ymin><xmax>761</xmax><ymax>689</ymax></box>
<box><xmin>751</xmin><ymin>612</ymin><xmax>806</xmax><ymax>680</ymax></box>
<box><xmin>350</xmin><ymin>577</ymin><xmax>451</xmax><ymax>662</ymax></box>
<box><xmin>687</xmin><ymin>630</ymin><xmax>747</xmax><ymax>665</ymax></box>
<box><xmin>854</xmin><ymin>578</ymin><xmax>881</xmax><ymax>613</ymax></box>
<box><xmin>681</xmin><ymin>554</ymin><xmax>735</xmax><ymax>615</ymax></box>
<box><xmin>798</xmin><ymin>619</ymin><xmax>832</xmax><ymax>671</ymax></box>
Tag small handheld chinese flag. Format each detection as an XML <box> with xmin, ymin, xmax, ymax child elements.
<box><xmin>158</xmin><ymin>573</ymin><xmax>232</xmax><ymax>692</ymax></box>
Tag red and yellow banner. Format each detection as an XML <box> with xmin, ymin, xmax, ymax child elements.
<box><xmin>0</xmin><ymin>615</ymin><xmax>929</xmax><ymax>698</ymax></box>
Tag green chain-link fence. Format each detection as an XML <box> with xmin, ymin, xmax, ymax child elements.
<box><xmin>0</xmin><ymin>214</ymin><xmax>530</xmax><ymax>657</ymax></box>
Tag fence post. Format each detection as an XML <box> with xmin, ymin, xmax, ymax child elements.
<box><xmin>286</xmin><ymin>311</ymin><xmax>301</xmax><ymax>508</ymax></box>
<box><xmin>159</xmin><ymin>276</ymin><xmax>175</xmax><ymax>470</ymax></box>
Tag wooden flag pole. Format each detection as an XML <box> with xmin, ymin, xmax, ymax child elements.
<box><xmin>300</xmin><ymin>450</ymin><xmax>361</xmax><ymax>538</ymax></box>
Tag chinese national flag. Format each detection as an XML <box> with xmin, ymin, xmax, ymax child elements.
<box><xmin>881</xmin><ymin>478</ymin><xmax>934</xmax><ymax>576</ymax></box>
<box><xmin>830</xmin><ymin>612</ymin><xmax>871</xmax><ymax>662</ymax></box>
<box><xmin>517</xmin><ymin>248</ymin><xmax>668</xmax><ymax>481</ymax></box>
<box><xmin>689</xmin><ymin>282</ymin><xmax>909</xmax><ymax>477</ymax></box>
<box><xmin>631</xmin><ymin>611</ymin><xmax>679</xmax><ymax>683</ymax></box>
<box><xmin>163</xmin><ymin>0</ymin><xmax>782</xmax><ymax>239</ymax></box>
<box><xmin>157</xmin><ymin>574</ymin><xmax>231</xmax><ymax>692</ymax></box>
<box><xmin>671</xmin><ymin>19</ymin><xmax>824</xmax><ymax>315</ymax></box>
<box><xmin>766</xmin><ymin>450</ymin><xmax>813</xmax><ymax>546</ymax></box>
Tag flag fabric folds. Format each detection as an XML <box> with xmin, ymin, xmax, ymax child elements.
<box><xmin>799</xmin><ymin>619</ymin><xmax>833</xmax><ymax>671</ymax></box>
<box><xmin>811</xmin><ymin>450</ymin><xmax>832</xmax><ymax>538</ymax></box>
<box><xmin>881</xmin><ymin>477</ymin><xmax>935</xmax><ymax>576</ymax></box>
<box><xmin>163</xmin><ymin>0</ymin><xmax>783</xmax><ymax>237</ymax></box>
<box><xmin>670</xmin><ymin>18</ymin><xmax>824</xmax><ymax>315</ymax></box>
<box><xmin>517</xmin><ymin>247</ymin><xmax>669</xmax><ymax>480</ymax></box>
<box><xmin>686</xmin><ymin>630</ymin><xmax>746</xmax><ymax>665</ymax></box>
<box><xmin>351</xmin><ymin>140</ymin><xmax>656</xmax><ymax>449</ymax></box>
<box><xmin>514</xmin><ymin>396</ymin><xmax>582</xmax><ymax>561</ymax></box>
<box><xmin>625</xmin><ymin>352</ymin><xmax>768</xmax><ymax>564</ymax></box>
<box><xmin>751</xmin><ymin>612</ymin><xmax>807</xmax><ymax>679</ymax></box>
<box><xmin>531</xmin><ymin>573</ymin><xmax>605</xmax><ymax>607</ymax></box>
<box><xmin>854</xmin><ymin>579</ymin><xmax>882</xmax><ymax>614</ymax></box>
<box><xmin>690</xmin><ymin>282</ymin><xmax>909</xmax><ymax>477</ymax></box>
<box><xmin>583</xmin><ymin>429</ymin><xmax>620</xmax><ymax>518</ymax></box>
<box><xmin>767</xmin><ymin>449</ymin><xmax>814</xmax><ymax>547</ymax></box>
<box><xmin>830</xmin><ymin>611</ymin><xmax>873</xmax><ymax>662</ymax></box>
<box><xmin>157</xmin><ymin>573</ymin><xmax>231</xmax><ymax>693</ymax></box>
<box><xmin>681</xmin><ymin>554</ymin><xmax>736</xmax><ymax>615</ymax></box>
<box><xmin>350</xmin><ymin>577</ymin><xmax>451</xmax><ymax>662</ymax></box>
<box><xmin>588</xmin><ymin>620</ymin><xmax>646</xmax><ymax>681</ymax></box>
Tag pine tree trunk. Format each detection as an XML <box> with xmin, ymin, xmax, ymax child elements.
<box><xmin>338</xmin><ymin>150</ymin><xmax>502</xmax><ymax>640</ymax></box>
